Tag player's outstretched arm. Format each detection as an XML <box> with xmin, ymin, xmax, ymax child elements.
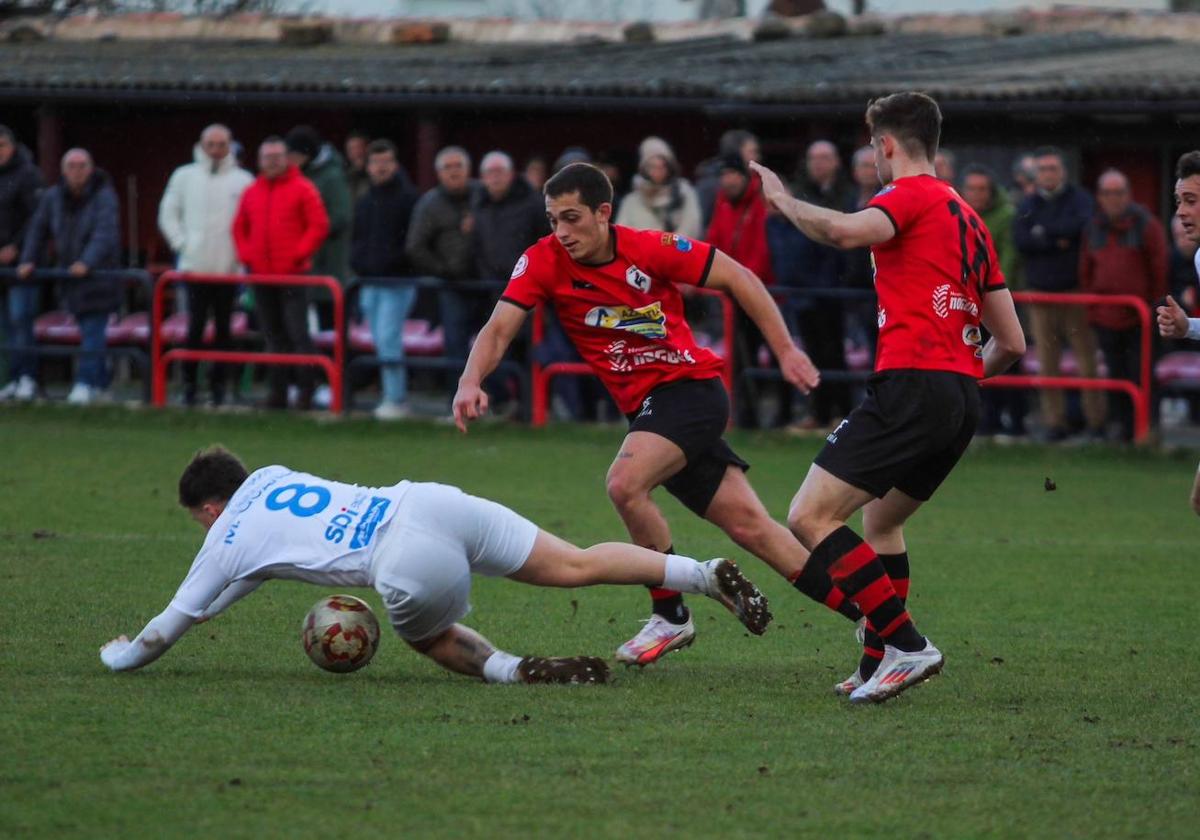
<box><xmin>749</xmin><ymin>161</ymin><xmax>895</xmax><ymax>250</ymax></box>
<box><xmin>99</xmin><ymin>605</ymin><xmax>194</xmax><ymax>672</ymax></box>
<box><xmin>980</xmin><ymin>288</ymin><xmax>1027</xmax><ymax>378</ymax></box>
<box><xmin>704</xmin><ymin>250</ymin><xmax>819</xmax><ymax>394</ymax></box>
<box><xmin>453</xmin><ymin>301</ymin><xmax>528</xmax><ymax>432</ymax></box>
<box><xmin>195</xmin><ymin>579</ymin><xmax>263</xmax><ymax>624</ymax></box>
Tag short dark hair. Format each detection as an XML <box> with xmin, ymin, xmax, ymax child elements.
<box><xmin>261</xmin><ymin>135</ymin><xmax>286</xmax><ymax>148</ymax></box>
<box><xmin>179</xmin><ymin>446</ymin><xmax>249</xmax><ymax>508</ymax></box>
<box><xmin>347</xmin><ymin>129</ymin><xmax>370</xmax><ymax>142</ymax></box>
<box><xmin>1032</xmin><ymin>145</ymin><xmax>1065</xmax><ymax>163</ymax></box>
<box><xmin>865</xmin><ymin>91</ymin><xmax>941</xmax><ymax>162</ymax></box>
<box><xmin>1177</xmin><ymin>151</ymin><xmax>1200</xmax><ymax>181</ymax></box>
<box><xmin>960</xmin><ymin>162</ymin><xmax>997</xmax><ymax>193</ymax></box>
<box><xmin>544</xmin><ymin>162</ymin><xmax>613</xmax><ymax>211</ymax></box>
<box><xmin>366</xmin><ymin>139</ymin><xmax>398</xmax><ymax>160</ymax></box>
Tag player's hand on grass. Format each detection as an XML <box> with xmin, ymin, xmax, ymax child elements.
<box><xmin>99</xmin><ymin>635</ymin><xmax>131</xmax><ymax>668</ymax></box>
<box><xmin>778</xmin><ymin>346</ymin><xmax>820</xmax><ymax>394</ymax></box>
<box><xmin>748</xmin><ymin>161</ymin><xmax>790</xmax><ymax>211</ymax></box>
<box><xmin>1157</xmin><ymin>295</ymin><xmax>1189</xmax><ymax>339</ymax></box>
<box><xmin>452</xmin><ymin>381</ymin><xmax>489</xmax><ymax>433</ymax></box>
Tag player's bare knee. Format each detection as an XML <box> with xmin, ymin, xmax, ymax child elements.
<box><xmin>559</xmin><ymin>547</ymin><xmax>594</xmax><ymax>585</ymax></box>
<box><xmin>605</xmin><ymin>471</ymin><xmax>643</xmax><ymax>513</ymax></box>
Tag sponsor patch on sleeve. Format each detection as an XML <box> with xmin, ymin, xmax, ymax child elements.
<box><xmin>659</xmin><ymin>233</ymin><xmax>693</xmax><ymax>252</ymax></box>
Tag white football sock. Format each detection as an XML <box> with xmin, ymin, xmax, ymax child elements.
<box><xmin>482</xmin><ymin>650</ymin><xmax>522</xmax><ymax>684</ymax></box>
<box><xmin>661</xmin><ymin>554</ymin><xmax>707</xmax><ymax>595</ymax></box>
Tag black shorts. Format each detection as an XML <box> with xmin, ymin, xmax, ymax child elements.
<box><xmin>626</xmin><ymin>377</ymin><xmax>749</xmax><ymax>517</ymax></box>
<box><xmin>814</xmin><ymin>369</ymin><xmax>980</xmax><ymax>502</ymax></box>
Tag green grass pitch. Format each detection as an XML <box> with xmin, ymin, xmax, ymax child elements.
<box><xmin>1</xmin><ymin>405</ymin><xmax>1198</xmax><ymax>838</ymax></box>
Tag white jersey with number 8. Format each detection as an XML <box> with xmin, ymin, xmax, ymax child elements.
<box><xmin>169</xmin><ymin>466</ymin><xmax>409</xmax><ymax>618</ymax></box>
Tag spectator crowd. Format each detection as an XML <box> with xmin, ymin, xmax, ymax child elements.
<box><xmin>0</xmin><ymin>119</ymin><xmax>1194</xmax><ymax>443</ymax></box>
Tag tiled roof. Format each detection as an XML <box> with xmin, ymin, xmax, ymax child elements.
<box><xmin>0</xmin><ymin>30</ymin><xmax>1193</xmax><ymax>112</ymax></box>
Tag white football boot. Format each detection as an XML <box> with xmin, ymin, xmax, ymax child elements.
<box><xmin>849</xmin><ymin>639</ymin><xmax>944</xmax><ymax>704</ymax></box>
<box><xmin>835</xmin><ymin>617</ymin><xmax>870</xmax><ymax>695</ymax></box>
<box><xmin>615</xmin><ymin>614</ymin><xmax>696</xmax><ymax>666</ymax></box>
<box><xmin>834</xmin><ymin>669</ymin><xmax>865</xmax><ymax>696</ymax></box>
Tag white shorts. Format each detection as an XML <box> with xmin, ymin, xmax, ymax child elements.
<box><xmin>370</xmin><ymin>482</ymin><xmax>539</xmax><ymax>642</ymax></box>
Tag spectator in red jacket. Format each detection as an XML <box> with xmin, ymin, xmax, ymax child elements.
<box><xmin>232</xmin><ymin>136</ymin><xmax>330</xmax><ymax>410</ymax></box>
<box><xmin>706</xmin><ymin>154</ymin><xmax>780</xmax><ymax>427</ymax></box>
<box><xmin>706</xmin><ymin>153</ymin><xmax>773</xmax><ymax>283</ymax></box>
<box><xmin>1079</xmin><ymin>168</ymin><xmax>1168</xmax><ymax>441</ymax></box>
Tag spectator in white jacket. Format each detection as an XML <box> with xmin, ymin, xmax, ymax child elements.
<box><xmin>158</xmin><ymin>124</ymin><xmax>254</xmax><ymax>407</ymax></box>
<box><xmin>615</xmin><ymin>136</ymin><xmax>703</xmax><ymax>241</ymax></box>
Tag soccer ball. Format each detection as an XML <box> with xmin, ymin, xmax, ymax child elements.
<box><xmin>301</xmin><ymin>594</ymin><xmax>381</xmax><ymax>673</ymax></box>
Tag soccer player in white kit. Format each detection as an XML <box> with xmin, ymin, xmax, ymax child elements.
<box><xmin>1156</xmin><ymin>151</ymin><xmax>1200</xmax><ymax>515</ymax></box>
<box><xmin>99</xmin><ymin>447</ymin><xmax>772</xmax><ymax>684</ymax></box>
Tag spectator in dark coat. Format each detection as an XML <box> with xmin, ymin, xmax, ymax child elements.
<box><xmin>287</xmin><ymin>125</ymin><xmax>352</xmax><ymax>345</ymax></box>
<box><xmin>18</xmin><ymin>148</ymin><xmax>120</xmax><ymax>405</ymax></box>
<box><xmin>1014</xmin><ymin>146</ymin><xmax>1103</xmax><ymax>441</ymax></box>
<box><xmin>352</xmin><ymin>139</ymin><xmax>419</xmax><ymax>420</ymax></box>
<box><xmin>472</xmin><ymin>151</ymin><xmax>547</xmax><ymax>282</ymax></box>
<box><xmin>406</xmin><ymin>145</ymin><xmax>481</xmax><ymax>370</ymax></box>
<box><xmin>782</xmin><ymin>139</ymin><xmax>856</xmax><ymax>430</ymax></box>
<box><xmin>842</xmin><ymin>145</ymin><xmax>880</xmax><ymax>361</ymax></box>
<box><xmin>344</xmin><ymin>130</ymin><xmax>371</xmax><ymax>202</ymax></box>
<box><xmin>1079</xmin><ymin>169</ymin><xmax>1168</xmax><ymax>440</ymax></box>
<box><xmin>0</xmin><ymin>125</ymin><xmax>43</xmax><ymax>402</ymax></box>
<box><xmin>470</xmin><ymin>150</ymin><xmax>548</xmax><ymax>413</ymax></box>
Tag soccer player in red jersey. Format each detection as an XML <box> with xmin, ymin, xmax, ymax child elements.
<box><xmin>453</xmin><ymin>162</ymin><xmax>869</xmax><ymax>666</ymax></box>
<box><xmin>751</xmin><ymin>92</ymin><xmax>1027</xmax><ymax>703</ymax></box>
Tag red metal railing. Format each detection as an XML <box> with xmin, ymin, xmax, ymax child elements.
<box><xmin>984</xmin><ymin>290</ymin><xmax>1152</xmax><ymax>442</ymax></box>
<box><xmin>152</xmin><ymin>271</ymin><xmax>345</xmax><ymax>413</ymax></box>
<box><xmin>529</xmin><ymin>287</ymin><xmax>736</xmax><ymax>426</ymax></box>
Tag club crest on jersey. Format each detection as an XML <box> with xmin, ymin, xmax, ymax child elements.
<box><xmin>626</xmin><ymin>265</ymin><xmax>652</xmax><ymax>294</ymax></box>
<box><xmin>510</xmin><ymin>254</ymin><xmax>529</xmax><ymax>279</ymax></box>
<box><xmin>660</xmin><ymin>232</ymin><xmax>693</xmax><ymax>253</ymax></box>
<box><xmin>584</xmin><ymin>302</ymin><xmax>667</xmax><ymax>339</ymax></box>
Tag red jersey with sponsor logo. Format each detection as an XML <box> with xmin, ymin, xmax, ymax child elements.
<box><xmin>501</xmin><ymin>225</ymin><xmax>724</xmax><ymax>413</ymax></box>
<box><xmin>868</xmin><ymin>174</ymin><xmax>1006</xmax><ymax>378</ymax></box>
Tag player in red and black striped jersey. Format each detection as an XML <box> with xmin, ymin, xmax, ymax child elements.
<box><xmin>752</xmin><ymin>92</ymin><xmax>1026</xmax><ymax>703</ymax></box>
<box><xmin>453</xmin><ymin>163</ymin><xmax>876</xmax><ymax>667</ymax></box>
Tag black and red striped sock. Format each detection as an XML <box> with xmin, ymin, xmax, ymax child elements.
<box><xmin>647</xmin><ymin>544</ymin><xmax>688</xmax><ymax>624</ymax></box>
<box><xmin>859</xmin><ymin>551</ymin><xmax>910</xmax><ymax>679</ymax></box>
<box><xmin>811</xmin><ymin>527</ymin><xmax>923</xmax><ymax>653</ymax></box>
<box><xmin>789</xmin><ymin>560</ymin><xmax>863</xmax><ymax>622</ymax></box>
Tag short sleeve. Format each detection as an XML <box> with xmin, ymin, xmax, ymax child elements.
<box><xmin>983</xmin><ymin>233</ymin><xmax>1007</xmax><ymax>291</ymax></box>
<box><xmin>168</xmin><ymin>545</ymin><xmax>232</xmax><ymax>618</ymax></box>
<box><xmin>867</xmin><ymin>182</ymin><xmax>921</xmax><ymax>237</ymax></box>
<box><xmin>640</xmin><ymin>229</ymin><xmax>716</xmax><ymax>288</ymax></box>
<box><xmin>500</xmin><ymin>248</ymin><xmax>550</xmax><ymax>310</ymax></box>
